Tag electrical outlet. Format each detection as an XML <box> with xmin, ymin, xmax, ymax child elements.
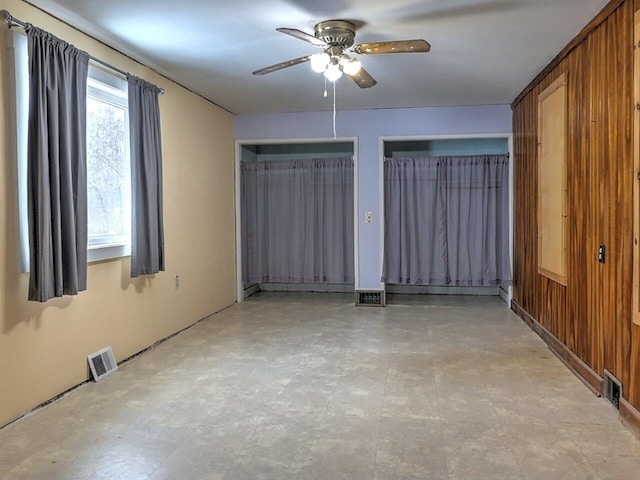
<box><xmin>365</xmin><ymin>211</ymin><xmax>373</xmax><ymax>223</ymax></box>
<box><xmin>598</xmin><ymin>244</ymin><xmax>605</xmax><ymax>264</ymax></box>
<box><xmin>175</xmin><ymin>274</ymin><xmax>180</xmax><ymax>289</ymax></box>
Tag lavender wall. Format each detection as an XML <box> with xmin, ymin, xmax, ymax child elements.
<box><xmin>235</xmin><ymin>105</ymin><xmax>512</xmax><ymax>290</ymax></box>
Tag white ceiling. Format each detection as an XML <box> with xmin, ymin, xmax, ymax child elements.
<box><xmin>26</xmin><ymin>0</ymin><xmax>609</xmax><ymax>114</ymax></box>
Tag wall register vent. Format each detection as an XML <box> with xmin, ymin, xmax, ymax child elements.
<box><xmin>88</xmin><ymin>346</ymin><xmax>118</xmax><ymax>382</ymax></box>
<box><xmin>355</xmin><ymin>290</ymin><xmax>385</xmax><ymax>307</ymax></box>
<box><xmin>604</xmin><ymin>369</ymin><xmax>622</xmax><ymax>410</ymax></box>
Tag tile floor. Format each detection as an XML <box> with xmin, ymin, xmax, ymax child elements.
<box><xmin>1</xmin><ymin>292</ymin><xmax>640</xmax><ymax>480</ymax></box>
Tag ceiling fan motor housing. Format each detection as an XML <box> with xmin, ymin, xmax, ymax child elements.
<box><xmin>314</xmin><ymin>20</ymin><xmax>356</xmax><ymax>48</ymax></box>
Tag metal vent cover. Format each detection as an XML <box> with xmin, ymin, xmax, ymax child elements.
<box><xmin>604</xmin><ymin>369</ymin><xmax>621</xmax><ymax>410</ymax></box>
<box><xmin>355</xmin><ymin>290</ymin><xmax>385</xmax><ymax>307</ymax></box>
<box><xmin>88</xmin><ymin>346</ymin><xmax>118</xmax><ymax>382</ymax></box>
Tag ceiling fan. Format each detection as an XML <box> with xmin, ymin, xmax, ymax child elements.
<box><xmin>252</xmin><ymin>20</ymin><xmax>431</xmax><ymax>88</ymax></box>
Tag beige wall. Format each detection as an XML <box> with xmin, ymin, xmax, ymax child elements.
<box><xmin>0</xmin><ymin>0</ymin><xmax>236</xmax><ymax>427</ymax></box>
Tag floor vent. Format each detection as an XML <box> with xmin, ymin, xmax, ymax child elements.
<box><xmin>355</xmin><ymin>290</ymin><xmax>385</xmax><ymax>307</ymax></box>
<box><xmin>604</xmin><ymin>370</ymin><xmax>622</xmax><ymax>410</ymax></box>
<box><xmin>88</xmin><ymin>347</ymin><xmax>118</xmax><ymax>382</ymax></box>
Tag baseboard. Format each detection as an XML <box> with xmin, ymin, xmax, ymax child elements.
<box><xmin>498</xmin><ymin>287</ymin><xmax>510</xmax><ymax>305</ymax></box>
<box><xmin>620</xmin><ymin>398</ymin><xmax>640</xmax><ymax>439</ymax></box>
<box><xmin>511</xmin><ymin>301</ymin><xmax>604</xmax><ymax>396</ymax></box>
<box><xmin>259</xmin><ymin>283</ymin><xmax>355</xmax><ymax>293</ymax></box>
<box><xmin>385</xmin><ymin>285</ymin><xmax>500</xmax><ymax>296</ymax></box>
<box><xmin>243</xmin><ymin>283</ymin><xmax>260</xmax><ymax>299</ymax></box>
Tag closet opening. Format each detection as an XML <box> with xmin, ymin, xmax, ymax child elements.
<box><xmin>237</xmin><ymin>140</ymin><xmax>356</xmax><ymax>301</ymax></box>
<box><xmin>381</xmin><ymin>136</ymin><xmax>513</xmax><ymax>303</ymax></box>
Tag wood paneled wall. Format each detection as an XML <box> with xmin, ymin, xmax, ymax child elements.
<box><xmin>512</xmin><ymin>0</ymin><xmax>640</xmax><ymax>408</ymax></box>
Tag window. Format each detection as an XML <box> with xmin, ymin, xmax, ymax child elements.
<box><xmin>10</xmin><ymin>30</ymin><xmax>131</xmax><ymax>267</ymax></box>
<box><xmin>8</xmin><ymin>30</ymin><xmax>29</xmax><ymax>272</ymax></box>
<box><xmin>86</xmin><ymin>67</ymin><xmax>131</xmax><ymax>262</ymax></box>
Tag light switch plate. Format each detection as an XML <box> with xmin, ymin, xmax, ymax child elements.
<box><xmin>365</xmin><ymin>211</ymin><xmax>373</xmax><ymax>223</ymax></box>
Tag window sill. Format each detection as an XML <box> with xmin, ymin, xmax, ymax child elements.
<box><xmin>88</xmin><ymin>243</ymin><xmax>131</xmax><ymax>263</ymax></box>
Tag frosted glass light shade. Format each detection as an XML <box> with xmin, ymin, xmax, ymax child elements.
<box><xmin>310</xmin><ymin>53</ymin><xmax>330</xmax><ymax>73</ymax></box>
<box><xmin>342</xmin><ymin>58</ymin><xmax>361</xmax><ymax>76</ymax></box>
<box><xmin>324</xmin><ymin>63</ymin><xmax>343</xmax><ymax>82</ymax></box>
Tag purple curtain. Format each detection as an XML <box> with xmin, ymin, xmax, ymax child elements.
<box><xmin>26</xmin><ymin>27</ymin><xmax>89</xmax><ymax>301</ymax></box>
<box><xmin>382</xmin><ymin>155</ymin><xmax>511</xmax><ymax>287</ymax></box>
<box><xmin>241</xmin><ymin>157</ymin><xmax>354</xmax><ymax>284</ymax></box>
<box><xmin>128</xmin><ymin>75</ymin><xmax>165</xmax><ymax>277</ymax></box>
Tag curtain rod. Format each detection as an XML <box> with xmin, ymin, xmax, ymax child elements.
<box><xmin>0</xmin><ymin>9</ymin><xmax>164</xmax><ymax>95</ymax></box>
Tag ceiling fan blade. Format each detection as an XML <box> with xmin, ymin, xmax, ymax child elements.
<box><xmin>252</xmin><ymin>55</ymin><xmax>312</xmax><ymax>75</ymax></box>
<box><xmin>276</xmin><ymin>27</ymin><xmax>328</xmax><ymax>47</ymax></box>
<box><xmin>353</xmin><ymin>39</ymin><xmax>431</xmax><ymax>55</ymax></box>
<box><xmin>349</xmin><ymin>67</ymin><xmax>377</xmax><ymax>88</ymax></box>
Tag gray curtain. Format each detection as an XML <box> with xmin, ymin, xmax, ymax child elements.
<box><xmin>242</xmin><ymin>157</ymin><xmax>354</xmax><ymax>284</ymax></box>
<box><xmin>127</xmin><ymin>75</ymin><xmax>165</xmax><ymax>277</ymax></box>
<box><xmin>382</xmin><ymin>155</ymin><xmax>511</xmax><ymax>286</ymax></box>
<box><xmin>26</xmin><ymin>27</ymin><xmax>89</xmax><ymax>302</ymax></box>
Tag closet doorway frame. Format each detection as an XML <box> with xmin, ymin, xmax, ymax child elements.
<box><xmin>379</xmin><ymin>133</ymin><xmax>514</xmax><ymax>304</ymax></box>
<box><xmin>234</xmin><ymin>137</ymin><xmax>359</xmax><ymax>303</ymax></box>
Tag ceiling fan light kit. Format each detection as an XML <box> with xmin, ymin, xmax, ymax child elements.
<box><xmin>253</xmin><ymin>19</ymin><xmax>431</xmax><ymax>89</ymax></box>
<box><xmin>341</xmin><ymin>57</ymin><xmax>362</xmax><ymax>76</ymax></box>
<box><xmin>324</xmin><ymin>62</ymin><xmax>343</xmax><ymax>82</ymax></box>
<box><xmin>310</xmin><ymin>52</ymin><xmax>330</xmax><ymax>73</ymax></box>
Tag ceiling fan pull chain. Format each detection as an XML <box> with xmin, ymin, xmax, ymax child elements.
<box><xmin>324</xmin><ymin>76</ymin><xmax>328</xmax><ymax>98</ymax></box>
<box><xmin>333</xmin><ymin>80</ymin><xmax>337</xmax><ymax>139</ymax></box>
